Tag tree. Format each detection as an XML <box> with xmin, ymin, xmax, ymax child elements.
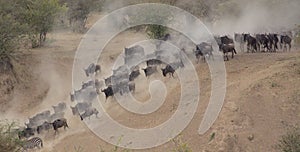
<box><xmin>0</xmin><ymin>121</ymin><xmax>23</xmax><ymax>152</ymax></box>
<box><xmin>146</xmin><ymin>25</ymin><xmax>168</xmax><ymax>39</ymax></box>
<box><xmin>21</xmin><ymin>0</ymin><xmax>66</xmax><ymax>47</ymax></box>
<box><xmin>65</xmin><ymin>0</ymin><xmax>104</xmax><ymax>33</ymax></box>
<box><xmin>0</xmin><ymin>0</ymin><xmax>28</xmax><ymax>71</ymax></box>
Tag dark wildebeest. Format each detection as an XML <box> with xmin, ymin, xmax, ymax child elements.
<box><xmin>84</xmin><ymin>63</ymin><xmax>101</xmax><ymax>77</ymax></box>
<box><xmin>195</xmin><ymin>42</ymin><xmax>214</xmax><ymax>63</ymax></box>
<box><xmin>244</xmin><ymin>34</ymin><xmax>258</xmax><ymax>53</ymax></box>
<box><xmin>219</xmin><ymin>43</ymin><xmax>237</xmax><ymax>61</ymax></box>
<box><xmin>70</xmin><ymin>88</ymin><xmax>83</xmax><ymax>102</ymax></box>
<box><xmin>129</xmin><ymin>69</ymin><xmax>140</xmax><ymax>81</ymax></box>
<box><xmin>143</xmin><ymin>66</ymin><xmax>157</xmax><ymax>77</ymax></box>
<box><xmin>37</xmin><ymin>121</ymin><xmax>52</xmax><ymax>134</ymax></box>
<box><xmin>81</xmin><ymin>80</ymin><xmax>95</xmax><ymax>89</ymax></box>
<box><xmin>18</xmin><ymin>127</ymin><xmax>35</xmax><ymax>139</ymax></box>
<box><xmin>267</xmin><ymin>33</ymin><xmax>279</xmax><ymax>52</ymax></box>
<box><xmin>80</xmin><ymin>107</ymin><xmax>99</xmax><ymax>120</ymax></box>
<box><xmin>49</xmin><ymin>112</ymin><xmax>65</xmax><ymax>123</ymax></box>
<box><xmin>101</xmin><ymin>85</ymin><xmax>114</xmax><ymax>99</ymax></box>
<box><xmin>280</xmin><ymin>35</ymin><xmax>292</xmax><ymax>51</ymax></box>
<box><xmin>159</xmin><ymin>33</ymin><xmax>171</xmax><ymax>41</ymax></box>
<box><xmin>52</xmin><ymin>102</ymin><xmax>66</xmax><ymax>113</ymax></box>
<box><xmin>52</xmin><ymin>118</ymin><xmax>69</xmax><ymax>134</ymax></box>
<box><xmin>161</xmin><ymin>64</ymin><xmax>175</xmax><ymax>77</ymax></box>
<box><xmin>70</xmin><ymin>102</ymin><xmax>92</xmax><ymax>116</ymax></box>
<box><xmin>234</xmin><ymin>33</ymin><xmax>245</xmax><ymax>52</ymax></box>
<box><xmin>146</xmin><ymin>59</ymin><xmax>163</xmax><ymax>66</ymax></box>
<box><xmin>256</xmin><ymin>34</ymin><xmax>270</xmax><ymax>52</ymax></box>
<box><xmin>124</xmin><ymin>45</ymin><xmax>145</xmax><ymax>57</ymax></box>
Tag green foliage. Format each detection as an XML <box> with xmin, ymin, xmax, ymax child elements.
<box><xmin>20</xmin><ymin>0</ymin><xmax>67</xmax><ymax>47</ymax></box>
<box><xmin>209</xmin><ymin>132</ymin><xmax>216</xmax><ymax>142</ymax></box>
<box><xmin>0</xmin><ymin>120</ymin><xmax>23</xmax><ymax>152</ymax></box>
<box><xmin>277</xmin><ymin>126</ymin><xmax>300</xmax><ymax>152</ymax></box>
<box><xmin>64</xmin><ymin>0</ymin><xmax>104</xmax><ymax>32</ymax></box>
<box><xmin>172</xmin><ymin>136</ymin><xmax>192</xmax><ymax>152</ymax></box>
<box><xmin>0</xmin><ymin>0</ymin><xmax>27</xmax><ymax>61</ymax></box>
<box><xmin>146</xmin><ymin>25</ymin><xmax>168</xmax><ymax>39</ymax></box>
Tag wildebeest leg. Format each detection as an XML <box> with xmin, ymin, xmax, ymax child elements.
<box><xmin>288</xmin><ymin>43</ymin><xmax>291</xmax><ymax>51</ymax></box>
<box><xmin>231</xmin><ymin>51</ymin><xmax>234</xmax><ymax>58</ymax></box>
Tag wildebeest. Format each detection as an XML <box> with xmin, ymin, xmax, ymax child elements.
<box><xmin>256</xmin><ymin>34</ymin><xmax>270</xmax><ymax>52</ymax></box>
<box><xmin>25</xmin><ymin>110</ymin><xmax>51</xmax><ymax>128</ymax></box>
<box><xmin>219</xmin><ymin>43</ymin><xmax>237</xmax><ymax>61</ymax></box>
<box><xmin>161</xmin><ymin>64</ymin><xmax>175</xmax><ymax>77</ymax></box>
<box><xmin>280</xmin><ymin>35</ymin><xmax>292</xmax><ymax>51</ymax></box>
<box><xmin>84</xmin><ymin>63</ymin><xmax>101</xmax><ymax>77</ymax></box>
<box><xmin>52</xmin><ymin>118</ymin><xmax>69</xmax><ymax>134</ymax></box>
<box><xmin>101</xmin><ymin>85</ymin><xmax>114</xmax><ymax>99</ymax></box>
<box><xmin>81</xmin><ymin>80</ymin><xmax>95</xmax><ymax>89</ymax></box>
<box><xmin>159</xmin><ymin>33</ymin><xmax>171</xmax><ymax>41</ymax></box>
<box><xmin>37</xmin><ymin>121</ymin><xmax>52</xmax><ymax>134</ymax></box>
<box><xmin>70</xmin><ymin>88</ymin><xmax>83</xmax><ymax>102</ymax></box>
<box><xmin>146</xmin><ymin>59</ymin><xmax>163</xmax><ymax>66</ymax></box>
<box><xmin>18</xmin><ymin>127</ymin><xmax>35</xmax><ymax>139</ymax></box>
<box><xmin>195</xmin><ymin>42</ymin><xmax>214</xmax><ymax>63</ymax></box>
<box><xmin>80</xmin><ymin>107</ymin><xmax>99</xmax><ymax>120</ymax></box>
<box><xmin>244</xmin><ymin>34</ymin><xmax>258</xmax><ymax>53</ymax></box>
<box><xmin>234</xmin><ymin>33</ymin><xmax>245</xmax><ymax>52</ymax></box>
<box><xmin>52</xmin><ymin>102</ymin><xmax>66</xmax><ymax>113</ymax></box>
<box><xmin>49</xmin><ymin>112</ymin><xmax>65</xmax><ymax>123</ymax></box>
<box><xmin>124</xmin><ymin>45</ymin><xmax>145</xmax><ymax>57</ymax></box>
<box><xmin>129</xmin><ymin>69</ymin><xmax>140</xmax><ymax>81</ymax></box>
<box><xmin>143</xmin><ymin>66</ymin><xmax>157</xmax><ymax>77</ymax></box>
<box><xmin>70</xmin><ymin>102</ymin><xmax>92</xmax><ymax>116</ymax></box>
<box><xmin>267</xmin><ymin>33</ymin><xmax>279</xmax><ymax>51</ymax></box>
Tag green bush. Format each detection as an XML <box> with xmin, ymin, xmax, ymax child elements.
<box><xmin>0</xmin><ymin>121</ymin><xmax>23</xmax><ymax>152</ymax></box>
<box><xmin>277</xmin><ymin>126</ymin><xmax>300</xmax><ymax>152</ymax></box>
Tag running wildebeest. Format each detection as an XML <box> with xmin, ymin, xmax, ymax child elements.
<box><xmin>219</xmin><ymin>43</ymin><xmax>237</xmax><ymax>61</ymax></box>
<box><xmin>80</xmin><ymin>107</ymin><xmax>99</xmax><ymax>120</ymax></box>
<box><xmin>244</xmin><ymin>34</ymin><xmax>258</xmax><ymax>53</ymax></box>
<box><xmin>84</xmin><ymin>63</ymin><xmax>101</xmax><ymax>77</ymax></box>
<box><xmin>124</xmin><ymin>45</ymin><xmax>145</xmax><ymax>57</ymax></box>
<box><xmin>52</xmin><ymin>102</ymin><xmax>66</xmax><ymax>113</ymax></box>
<box><xmin>195</xmin><ymin>42</ymin><xmax>214</xmax><ymax>63</ymax></box>
<box><xmin>159</xmin><ymin>33</ymin><xmax>171</xmax><ymax>41</ymax></box>
<box><xmin>52</xmin><ymin>118</ymin><xmax>69</xmax><ymax>134</ymax></box>
<box><xmin>280</xmin><ymin>35</ymin><xmax>292</xmax><ymax>51</ymax></box>
<box><xmin>101</xmin><ymin>85</ymin><xmax>114</xmax><ymax>99</ymax></box>
<box><xmin>234</xmin><ymin>33</ymin><xmax>245</xmax><ymax>52</ymax></box>
<box><xmin>70</xmin><ymin>102</ymin><xmax>92</xmax><ymax>116</ymax></box>
<box><xmin>129</xmin><ymin>69</ymin><xmax>140</xmax><ymax>81</ymax></box>
<box><xmin>18</xmin><ymin>127</ymin><xmax>35</xmax><ymax>139</ymax></box>
<box><xmin>49</xmin><ymin>112</ymin><xmax>65</xmax><ymax>123</ymax></box>
<box><xmin>161</xmin><ymin>64</ymin><xmax>175</xmax><ymax>77</ymax></box>
<box><xmin>37</xmin><ymin>121</ymin><xmax>52</xmax><ymax>134</ymax></box>
<box><xmin>25</xmin><ymin>110</ymin><xmax>51</xmax><ymax>128</ymax></box>
<box><xmin>256</xmin><ymin>34</ymin><xmax>270</xmax><ymax>52</ymax></box>
<box><xmin>267</xmin><ymin>33</ymin><xmax>279</xmax><ymax>52</ymax></box>
<box><xmin>146</xmin><ymin>59</ymin><xmax>163</xmax><ymax>66</ymax></box>
<box><xmin>143</xmin><ymin>66</ymin><xmax>157</xmax><ymax>77</ymax></box>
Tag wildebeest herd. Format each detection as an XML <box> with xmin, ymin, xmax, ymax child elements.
<box><xmin>15</xmin><ymin>31</ymin><xmax>295</xmax><ymax>151</ymax></box>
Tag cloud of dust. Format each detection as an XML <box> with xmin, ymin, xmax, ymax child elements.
<box><xmin>209</xmin><ymin>0</ymin><xmax>300</xmax><ymax>35</ymax></box>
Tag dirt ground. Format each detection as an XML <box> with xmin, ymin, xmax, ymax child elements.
<box><xmin>0</xmin><ymin>13</ymin><xmax>300</xmax><ymax>152</ymax></box>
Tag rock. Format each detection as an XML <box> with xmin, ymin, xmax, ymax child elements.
<box><xmin>248</xmin><ymin>134</ymin><xmax>254</xmax><ymax>141</ymax></box>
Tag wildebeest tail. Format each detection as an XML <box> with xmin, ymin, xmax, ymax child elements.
<box><xmin>233</xmin><ymin>48</ymin><xmax>237</xmax><ymax>54</ymax></box>
<box><xmin>80</xmin><ymin>116</ymin><xmax>84</xmax><ymax>121</ymax></box>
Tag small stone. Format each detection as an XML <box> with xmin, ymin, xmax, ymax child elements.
<box><xmin>248</xmin><ymin>134</ymin><xmax>254</xmax><ymax>141</ymax></box>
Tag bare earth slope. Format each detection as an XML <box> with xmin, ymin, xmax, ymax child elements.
<box><xmin>0</xmin><ymin>14</ymin><xmax>299</xmax><ymax>152</ymax></box>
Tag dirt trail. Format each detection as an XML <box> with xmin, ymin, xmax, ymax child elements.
<box><xmin>0</xmin><ymin>13</ymin><xmax>300</xmax><ymax>152</ymax></box>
